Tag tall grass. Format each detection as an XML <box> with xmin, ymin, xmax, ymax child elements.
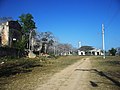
<box><xmin>91</xmin><ymin>56</ymin><xmax>120</xmax><ymax>80</ymax></box>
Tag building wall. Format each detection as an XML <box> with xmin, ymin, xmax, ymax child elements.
<box><xmin>78</xmin><ymin>50</ymin><xmax>85</xmax><ymax>55</ymax></box>
<box><xmin>1</xmin><ymin>22</ymin><xmax>9</xmax><ymax>46</ymax></box>
<box><xmin>0</xmin><ymin>21</ymin><xmax>22</xmax><ymax>47</ymax></box>
<box><xmin>0</xmin><ymin>26</ymin><xmax>2</xmax><ymax>45</ymax></box>
<box><xmin>78</xmin><ymin>49</ymin><xmax>103</xmax><ymax>56</ymax></box>
<box><xmin>0</xmin><ymin>22</ymin><xmax>9</xmax><ymax>46</ymax></box>
<box><xmin>116</xmin><ymin>47</ymin><xmax>120</xmax><ymax>56</ymax></box>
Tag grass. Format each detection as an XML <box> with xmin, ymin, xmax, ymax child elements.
<box><xmin>1</xmin><ymin>56</ymin><xmax>119</xmax><ymax>90</ymax></box>
<box><xmin>91</xmin><ymin>56</ymin><xmax>120</xmax><ymax>77</ymax></box>
<box><xmin>0</xmin><ymin>56</ymin><xmax>83</xmax><ymax>90</ymax></box>
<box><xmin>90</xmin><ymin>56</ymin><xmax>120</xmax><ymax>90</ymax></box>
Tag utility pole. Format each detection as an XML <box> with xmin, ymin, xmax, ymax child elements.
<box><xmin>102</xmin><ymin>24</ymin><xmax>105</xmax><ymax>59</ymax></box>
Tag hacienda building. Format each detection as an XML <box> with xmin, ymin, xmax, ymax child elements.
<box><xmin>78</xmin><ymin>46</ymin><xmax>103</xmax><ymax>56</ymax></box>
<box><xmin>0</xmin><ymin>21</ymin><xmax>22</xmax><ymax>47</ymax></box>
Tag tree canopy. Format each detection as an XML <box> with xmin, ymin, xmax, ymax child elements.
<box><xmin>37</xmin><ymin>31</ymin><xmax>56</xmax><ymax>54</ymax></box>
<box><xmin>109</xmin><ymin>48</ymin><xmax>117</xmax><ymax>56</ymax></box>
<box><xmin>19</xmin><ymin>13</ymin><xmax>36</xmax><ymax>34</ymax></box>
<box><xmin>16</xmin><ymin>13</ymin><xmax>36</xmax><ymax>50</ymax></box>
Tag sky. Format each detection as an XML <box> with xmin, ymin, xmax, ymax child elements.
<box><xmin>0</xmin><ymin>0</ymin><xmax>120</xmax><ymax>50</ymax></box>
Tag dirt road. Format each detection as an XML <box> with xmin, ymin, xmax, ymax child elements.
<box><xmin>36</xmin><ymin>58</ymin><xmax>92</xmax><ymax>90</ymax></box>
<box><xmin>35</xmin><ymin>57</ymin><xmax>120</xmax><ymax>90</ymax></box>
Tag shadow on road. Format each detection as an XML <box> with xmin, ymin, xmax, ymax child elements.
<box><xmin>90</xmin><ymin>81</ymin><xmax>98</xmax><ymax>87</ymax></box>
<box><xmin>75</xmin><ymin>69</ymin><xmax>120</xmax><ymax>87</ymax></box>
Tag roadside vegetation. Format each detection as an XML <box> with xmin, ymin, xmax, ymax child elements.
<box><xmin>90</xmin><ymin>56</ymin><xmax>120</xmax><ymax>90</ymax></box>
<box><xmin>0</xmin><ymin>56</ymin><xmax>83</xmax><ymax>90</ymax></box>
<box><xmin>91</xmin><ymin>56</ymin><xmax>120</xmax><ymax>78</ymax></box>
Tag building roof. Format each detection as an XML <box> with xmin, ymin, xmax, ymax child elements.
<box><xmin>78</xmin><ymin>46</ymin><xmax>94</xmax><ymax>51</ymax></box>
<box><xmin>0</xmin><ymin>20</ymin><xmax>21</xmax><ymax>30</ymax></box>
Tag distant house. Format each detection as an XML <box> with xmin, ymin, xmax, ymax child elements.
<box><xmin>78</xmin><ymin>46</ymin><xmax>103</xmax><ymax>56</ymax></box>
<box><xmin>116</xmin><ymin>47</ymin><xmax>120</xmax><ymax>56</ymax></box>
<box><xmin>0</xmin><ymin>21</ymin><xmax>22</xmax><ymax>47</ymax></box>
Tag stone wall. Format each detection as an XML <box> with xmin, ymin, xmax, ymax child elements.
<box><xmin>0</xmin><ymin>47</ymin><xmax>24</xmax><ymax>57</ymax></box>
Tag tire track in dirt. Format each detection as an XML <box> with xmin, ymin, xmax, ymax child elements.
<box><xmin>36</xmin><ymin>58</ymin><xmax>92</xmax><ymax>90</ymax></box>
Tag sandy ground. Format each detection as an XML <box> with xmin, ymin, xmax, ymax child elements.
<box><xmin>35</xmin><ymin>58</ymin><xmax>92</xmax><ymax>90</ymax></box>
<box><xmin>35</xmin><ymin>57</ymin><xmax>120</xmax><ymax>90</ymax></box>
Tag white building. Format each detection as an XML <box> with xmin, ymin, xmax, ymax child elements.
<box><xmin>78</xmin><ymin>48</ymin><xmax>103</xmax><ymax>56</ymax></box>
<box><xmin>78</xmin><ymin>50</ymin><xmax>85</xmax><ymax>55</ymax></box>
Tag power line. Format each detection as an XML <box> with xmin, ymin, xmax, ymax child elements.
<box><xmin>106</xmin><ymin>7</ymin><xmax>120</xmax><ymax>29</ymax></box>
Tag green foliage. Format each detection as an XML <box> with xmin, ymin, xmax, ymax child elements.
<box><xmin>109</xmin><ymin>48</ymin><xmax>117</xmax><ymax>56</ymax></box>
<box><xmin>14</xmin><ymin>36</ymin><xmax>27</xmax><ymax>50</ymax></box>
<box><xmin>19</xmin><ymin>13</ymin><xmax>36</xmax><ymax>34</ymax></box>
<box><xmin>18</xmin><ymin>13</ymin><xmax>36</xmax><ymax>50</ymax></box>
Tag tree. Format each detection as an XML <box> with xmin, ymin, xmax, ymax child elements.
<box><xmin>18</xmin><ymin>13</ymin><xmax>36</xmax><ymax>50</ymax></box>
<box><xmin>19</xmin><ymin>13</ymin><xmax>36</xmax><ymax>34</ymax></box>
<box><xmin>14</xmin><ymin>36</ymin><xmax>27</xmax><ymax>50</ymax></box>
<box><xmin>56</xmin><ymin>43</ymin><xmax>73</xmax><ymax>55</ymax></box>
<box><xmin>109</xmin><ymin>48</ymin><xmax>117</xmax><ymax>56</ymax></box>
<box><xmin>37</xmin><ymin>31</ymin><xmax>55</xmax><ymax>54</ymax></box>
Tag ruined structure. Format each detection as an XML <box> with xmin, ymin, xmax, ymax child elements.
<box><xmin>78</xmin><ymin>46</ymin><xmax>103</xmax><ymax>56</ymax></box>
<box><xmin>78</xmin><ymin>48</ymin><xmax>103</xmax><ymax>56</ymax></box>
<box><xmin>0</xmin><ymin>21</ymin><xmax>21</xmax><ymax>47</ymax></box>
